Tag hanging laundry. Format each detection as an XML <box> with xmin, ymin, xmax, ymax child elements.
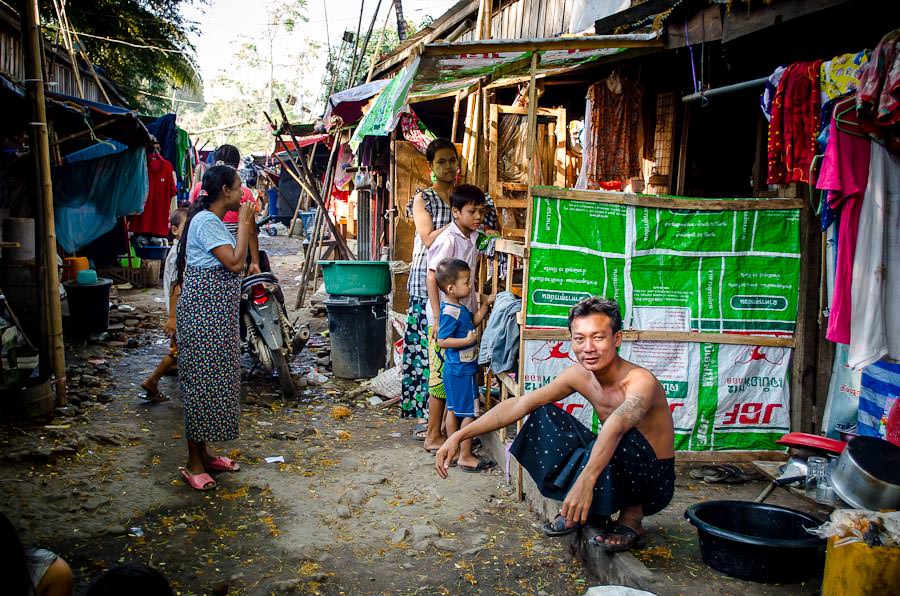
<box><xmin>820</xmin><ymin>51</ymin><xmax>870</xmax><ymax>101</ymax></box>
<box><xmin>759</xmin><ymin>66</ymin><xmax>786</xmax><ymax>121</ymax></box>
<box><xmin>146</xmin><ymin>114</ymin><xmax>179</xmax><ymax>171</ymax></box>
<box><xmin>582</xmin><ymin>71</ymin><xmax>643</xmax><ymax>188</ymax></box>
<box><xmin>130</xmin><ymin>152</ymin><xmax>176</xmax><ymax>237</ymax></box>
<box><xmin>848</xmin><ymin>143</ymin><xmax>900</xmax><ymax>369</ymax></box>
<box><xmin>816</xmin><ymin>104</ymin><xmax>871</xmax><ymax>345</ymax></box>
<box><xmin>333</xmin><ymin>143</ymin><xmax>354</xmax><ymax>191</ymax></box>
<box><xmin>767</xmin><ymin>60</ymin><xmax>824</xmax><ymax>184</ymax></box>
<box><xmin>478</xmin><ymin>291</ymin><xmax>522</xmax><ymax>375</ymax></box>
<box><xmin>857</xmin><ymin>29</ymin><xmax>900</xmax><ymax>126</ymax></box>
<box><xmin>400</xmin><ymin>109</ymin><xmax>436</xmax><ymax>155</ymax></box>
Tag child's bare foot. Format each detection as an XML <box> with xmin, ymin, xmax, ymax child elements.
<box><xmin>423</xmin><ymin>436</ymin><xmax>445</xmax><ymax>452</ymax></box>
<box><xmin>457</xmin><ymin>454</ymin><xmax>481</xmax><ymax>468</ymax></box>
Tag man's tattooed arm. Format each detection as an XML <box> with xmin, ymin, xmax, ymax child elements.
<box><xmin>612</xmin><ymin>394</ymin><xmax>651</xmax><ymax>427</ymax></box>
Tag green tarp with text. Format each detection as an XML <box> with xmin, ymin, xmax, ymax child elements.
<box><xmin>524</xmin><ymin>191</ymin><xmax>801</xmax><ymax>450</ymax></box>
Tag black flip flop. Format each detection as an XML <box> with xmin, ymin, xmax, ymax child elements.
<box><xmin>459</xmin><ymin>457</ymin><xmax>496</xmax><ymax>473</ymax></box>
<box><xmin>541</xmin><ymin>514</ymin><xmax>581</xmax><ymax>537</ymax></box>
<box><xmin>413</xmin><ymin>422</ymin><xmax>427</xmax><ymax>441</ymax></box>
<box><xmin>591</xmin><ymin>522</ymin><xmax>646</xmax><ymax>552</ymax></box>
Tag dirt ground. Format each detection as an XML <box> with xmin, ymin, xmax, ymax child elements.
<box><xmin>0</xmin><ymin>234</ymin><xmax>829</xmax><ymax>595</ymax></box>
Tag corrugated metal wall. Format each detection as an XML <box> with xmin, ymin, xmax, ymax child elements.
<box><xmin>458</xmin><ymin>0</ymin><xmax>578</xmax><ymax>42</ymax></box>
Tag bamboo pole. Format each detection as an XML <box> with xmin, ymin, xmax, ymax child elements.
<box><xmin>272</xmin><ymin>100</ymin><xmax>351</xmax><ymax>260</ymax></box>
<box><xmin>22</xmin><ymin>0</ymin><xmax>66</xmax><ymax>404</ymax></box>
<box><xmin>296</xmin><ymin>137</ymin><xmax>343</xmax><ymax>309</ymax></box>
<box><xmin>365</xmin><ymin>1</ymin><xmax>392</xmax><ymax>83</ymax></box>
<box><xmin>350</xmin><ymin>0</ymin><xmax>383</xmax><ymax>85</ymax></box>
<box><xmin>49</xmin><ymin>0</ymin><xmax>83</xmax><ymax>98</ymax></box>
<box><xmin>450</xmin><ymin>91</ymin><xmax>461</xmax><ymax>143</ymax></box>
<box><xmin>287</xmin><ymin>141</ymin><xmax>319</xmax><ymax>238</ymax></box>
<box><xmin>516</xmin><ymin>51</ymin><xmax>539</xmax><ymax>502</ymax></box>
<box><xmin>263</xmin><ymin>109</ymin><xmax>351</xmax><ymax>259</ymax></box>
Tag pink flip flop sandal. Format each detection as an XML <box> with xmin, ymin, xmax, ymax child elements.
<box><xmin>204</xmin><ymin>456</ymin><xmax>240</xmax><ymax>472</ymax></box>
<box><xmin>180</xmin><ymin>468</ymin><xmax>217</xmax><ymax>491</ymax></box>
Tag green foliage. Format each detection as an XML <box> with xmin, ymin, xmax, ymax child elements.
<box><xmin>39</xmin><ymin>0</ymin><xmax>202</xmax><ymax>113</ymax></box>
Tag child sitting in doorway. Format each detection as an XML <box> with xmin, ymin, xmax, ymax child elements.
<box><xmin>140</xmin><ymin>208</ymin><xmax>187</xmax><ymax>401</ymax></box>
<box><xmin>434</xmin><ymin>257</ymin><xmax>495</xmax><ymax>472</ymax></box>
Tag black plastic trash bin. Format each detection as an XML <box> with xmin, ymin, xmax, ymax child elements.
<box><xmin>324</xmin><ymin>294</ymin><xmax>387</xmax><ymax>379</ymax></box>
<box><xmin>63</xmin><ymin>278</ymin><xmax>112</xmax><ymax>336</ymax></box>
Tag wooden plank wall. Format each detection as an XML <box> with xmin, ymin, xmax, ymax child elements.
<box><xmin>458</xmin><ymin>0</ymin><xmax>577</xmax><ymax>42</ymax></box>
<box><xmin>1</xmin><ymin>28</ymin><xmax>104</xmax><ymax>103</ymax></box>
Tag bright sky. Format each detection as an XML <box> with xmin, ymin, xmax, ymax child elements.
<box><xmin>184</xmin><ymin>0</ymin><xmax>459</xmax><ymax>108</ymax></box>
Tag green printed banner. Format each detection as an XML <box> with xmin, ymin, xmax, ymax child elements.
<box><xmin>525</xmin><ymin>192</ymin><xmax>800</xmax><ymax>451</ymax></box>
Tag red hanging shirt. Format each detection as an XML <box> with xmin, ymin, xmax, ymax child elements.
<box><xmin>131</xmin><ymin>153</ymin><xmax>176</xmax><ymax>236</ymax></box>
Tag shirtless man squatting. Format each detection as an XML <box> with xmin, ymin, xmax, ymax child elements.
<box><xmin>435</xmin><ymin>297</ymin><xmax>676</xmax><ymax>551</ymax></box>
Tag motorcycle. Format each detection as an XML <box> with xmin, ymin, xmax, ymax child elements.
<box><xmin>240</xmin><ymin>219</ymin><xmax>310</xmax><ymax>397</ymax></box>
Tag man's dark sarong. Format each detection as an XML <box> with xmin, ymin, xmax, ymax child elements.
<box><xmin>509</xmin><ymin>404</ymin><xmax>675</xmax><ymax>517</ymax></box>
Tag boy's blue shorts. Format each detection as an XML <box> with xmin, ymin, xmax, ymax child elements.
<box><xmin>443</xmin><ymin>367</ymin><xmax>476</xmax><ymax>418</ymax></box>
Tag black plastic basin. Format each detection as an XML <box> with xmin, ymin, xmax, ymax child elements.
<box><xmin>684</xmin><ymin>500</ymin><xmax>824</xmax><ymax>583</ymax></box>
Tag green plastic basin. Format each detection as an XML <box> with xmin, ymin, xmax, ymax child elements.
<box><xmin>318</xmin><ymin>260</ymin><xmax>391</xmax><ymax>296</ymax></box>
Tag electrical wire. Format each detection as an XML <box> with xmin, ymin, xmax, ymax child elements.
<box><xmin>42</xmin><ymin>25</ymin><xmax>190</xmax><ymax>55</ymax></box>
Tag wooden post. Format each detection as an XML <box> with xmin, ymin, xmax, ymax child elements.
<box><xmin>791</xmin><ymin>188</ymin><xmax>821</xmax><ymax>433</ymax></box>
<box><xmin>450</xmin><ymin>92</ymin><xmax>461</xmax><ymax>144</ymax></box>
<box><xmin>516</xmin><ymin>51</ymin><xmax>540</xmax><ymax>502</ymax></box>
<box><xmin>22</xmin><ymin>0</ymin><xmax>66</xmax><ymax>404</ymax></box>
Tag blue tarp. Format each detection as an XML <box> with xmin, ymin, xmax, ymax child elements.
<box><xmin>859</xmin><ymin>359</ymin><xmax>900</xmax><ymax>439</ymax></box>
<box><xmin>53</xmin><ymin>146</ymin><xmax>149</xmax><ymax>252</ymax></box>
<box><xmin>63</xmin><ymin>140</ymin><xmax>128</xmax><ymax>164</ymax></box>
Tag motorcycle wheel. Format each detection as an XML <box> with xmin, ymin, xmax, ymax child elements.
<box><xmin>252</xmin><ymin>335</ymin><xmax>274</xmax><ymax>372</ymax></box>
<box><xmin>271</xmin><ymin>348</ymin><xmax>295</xmax><ymax>398</ymax></box>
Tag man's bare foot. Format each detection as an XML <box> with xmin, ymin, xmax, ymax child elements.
<box><xmin>593</xmin><ymin>519</ymin><xmax>645</xmax><ymax>551</ymax></box>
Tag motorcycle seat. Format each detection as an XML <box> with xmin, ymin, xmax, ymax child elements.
<box><xmin>242</xmin><ymin>272</ymin><xmax>278</xmax><ymax>289</ymax></box>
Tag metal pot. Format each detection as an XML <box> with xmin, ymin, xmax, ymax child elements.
<box><xmin>826</xmin><ymin>436</ymin><xmax>900</xmax><ymax>510</ymax></box>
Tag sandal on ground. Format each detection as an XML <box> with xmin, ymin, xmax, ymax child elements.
<box><xmin>591</xmin><ymin>522</ymin><xmax>646</xmax><ymax>552</ymax></box>
<box><xmin>413</xmin><ymin>422</ymin><xmax>428</xmax><ymax>441</ymax></box>
<box><xmin>460</xmin><ymin>458</ymin><xmax>496</xmax><ymax>473</ymax></box>
<box><xmin>204</xmin><ymin>456</ymin><xmax>240</xmax><ymax>472</ymax></box>
<box><xmin>542</xmin><ymin>514</ymin><xmax>581</xmax><ymax>537</ymax></box>
<box><xmin>180</xmin><ymin>468</ymin><xmax>216</xmax><ymax>491</ymax></box>
<box><xmin>688</xmin><ymin>464</ymin><xmax>760</xmax><ymax>484</ymax></box>
<box><xmin>140</xmin><ymin>387</ymin><xmax>169</xmax><ymax>402</ymax></box>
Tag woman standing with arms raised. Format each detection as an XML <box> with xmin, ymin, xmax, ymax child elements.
<box><xmin>175</xmin><ymin>165</ymin><xmax>255</xmax><ymax>490</ymax></box>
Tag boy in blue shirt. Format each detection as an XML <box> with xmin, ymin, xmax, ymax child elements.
<box><xmin>435</xmin><ymin>257</ymin><xmax>495</xmax><ymax>472</ymax></box>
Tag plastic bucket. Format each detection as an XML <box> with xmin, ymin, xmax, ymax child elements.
<box><xmin>319</xmin><ymin>261</ymin><xmax>391</xmax><ymax>296</ymax></box>
<box><xmin>822</xmin><ymin>536</ymin><xmax>900</xmax><ymax>595</ymax></box>
<box><xmin>63</xmin><ymin>278</ymin><xmax>112</xmax><ymax>335</ymax></box>
<box><xmin>684</xmin><ymin>500</ymin><xmax>824</xmax><ymax>583</ymax></box>
<box><xmin>324</xmin><ymin>295</ymin><xmax>387</xmax><ymax>379</ymax></box>
<box><xmin>62</xmin><ymin>257</ymin><xmax>90</xmax><ymax>282</ymax></box>
<box><xmin>299</xmin><ymin>210</ymin><xmax>316</xmax><ymax>237</ymax></box>
<box><xmin>0</xmin><ymin>379</ymin><xmax>54</xmax><ymax>418</ymax></box>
